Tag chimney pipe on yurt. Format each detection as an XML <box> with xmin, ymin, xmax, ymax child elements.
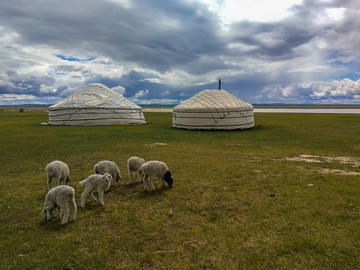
<box><xmin>218</xmin><ymin>79</ymin><xmax>221</xmax><ymax>90</ymax></box>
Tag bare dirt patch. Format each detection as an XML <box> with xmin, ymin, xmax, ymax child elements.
<box><xmin>285</xmin><ymin>154</ymin><xmax>360</xmax><ymax>167</ymax></box>
<box><xmin>318</xmin><ymin>169</ymin><xmax>360</xmax><ymax>176</ymax></box>
<box><xmin>286</xmin><ymin>154</ymin><xmax>360</xmax><ymax>176</ymax></box>
<box><xmin>145</xmin><ymin>143</ymin><xmax>168</xmax><ymax>147</ymax></box>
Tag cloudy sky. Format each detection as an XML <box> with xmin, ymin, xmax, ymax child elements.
<box><xmin>1</xmin><ymin>0</ymin><xmax>360</xmax><ymax>105</ymax></box>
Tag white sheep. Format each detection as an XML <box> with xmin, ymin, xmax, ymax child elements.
<box><xmin>41</xmin><ymin>185</ymin><xmax>77</xmax><ymax>225</ymax></box>
<box><xmin>79</xmin><ymin>173</ymin><xmax>113</xmax><ymax>207</ymax></box>
<box><xmin>45</xmin><ymin>160</ymin><xmax>70</xmax><ymax>190</ymax></box>
<box><xmin>127</xmin><ymin>156</ymin><xmax>145</xmax><ymax>184</ymax></box>
<box><xmin>94</xmin><ymin>160</ymin><xmax>122</xmax><ymax>186</ymax></box>
<box><xmin>141</xmin><ymin>160</ymin><xmax>174</xmax><ymax>191</ymax></box>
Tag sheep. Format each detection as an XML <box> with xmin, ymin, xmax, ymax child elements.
<box><xmin>141</xmin><ymin>160</ymin><xmax>174</xmax><ymax>191</ymax></box>
<box><xmin>45</xmin><ymin>160</ymin><xmax>70</xmax><ymax>190</ymax></box>
<box><xmin>79</xmin><ymin>173</ymin><xmax>113</xmax><ymax>207</ymax></box>
<box><xmin>94</xmin><ymin>160</ymin><xmax>122</xmax><ymax>186</ymax></box>
<box><xmin>41</xmin><ymin>185</ymin><xmax>77</xmax><ymax>225</ymax></box>
<box><xmin>127</xmin><ymin>156</ymin><xmax>145</xmax><ymax>184</ymax></box>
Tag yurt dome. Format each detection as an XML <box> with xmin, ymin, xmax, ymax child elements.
<box><xmin>172</xmin><ymin>89</ymin><xmax>254</xmax><ymax>130</ymax></box>
<box><xmin>47</xmin><ymin>84</ymin><xmax>145</xmax><ymax>126</ymax></box>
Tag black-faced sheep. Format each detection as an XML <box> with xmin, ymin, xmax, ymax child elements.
<box><xmin>79</xmin><ymin>173</ymin><xmax>112</xmax><ymax>207</ymax></box>
<box><xmin>127</xmin><ymin>156</ymin><xmax>145</xmax><ymax>184</ymax></box>
<box><xmin>141</xmin><ymin>160</ymin><xmax>174</xmax><ymax>191</ymax></box>
<box><xmin>42</xmin><ymin>185</ymin><xmax>77</xmax><ymax>225</ymax></box>
<box><xmin>94</xmin><ymin>160</ymin><xmax>122</xmax><ymax>186</ymax></box>
<box><xmin>45</xmin><ymin>160</ymin><xmax>70</xmax><ymax>190</ymax></box>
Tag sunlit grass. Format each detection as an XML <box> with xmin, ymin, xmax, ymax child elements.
<box><xmin>0</xmin><ymin>111</ymin><xmax>359</xmax><ymax>269</ymax></box>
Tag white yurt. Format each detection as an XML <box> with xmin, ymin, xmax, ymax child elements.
<box><xmin>47</xmin><ymin>84</ymin><xmax>145</xmax><ymax>126</ymax></box>
<box><xmin>172</xmin><ymin>89</ymin><xmax>254</xmax><ymax>130</ymax></box>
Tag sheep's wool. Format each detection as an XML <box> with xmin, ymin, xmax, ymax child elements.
<box><xmin>47</xmin><ymin>84</ymin><xmax>145</xmax><ymax>126</ymax></box>
<box><xmin>172</xmin><ymin>89</ymin><xmax>254</xmax><ymax>130</ymax></box>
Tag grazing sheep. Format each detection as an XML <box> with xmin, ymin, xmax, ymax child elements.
<box><xmin>41</xmin><ymin>185</ymin><xmax>77</xmax><ymax>225</ymax></box>
<box><xmin>141</xmin><ymin>160</ymin><xmax>174</xmax><ymax>191</ymax></box>
<box><xmin>127</xmin><ymin>156</ymin><xmax>145</xmax><ymax>183</ymax></box>
<box><xmin>45</xmin><ymin>160</ymin><xmax>70</xmax><ymax>190</ymax></box>
<box><xmin>94</xmin><ymin>160</ymin><xmax>122</xmax><ymax>186</ymax></box>
<box><xmin>79</xmin><ymin>173</ymin><xmax>113</xmax><ymax>207</ymax></box>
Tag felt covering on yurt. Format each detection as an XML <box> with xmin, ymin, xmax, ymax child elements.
<box><xmin>47</xmin><ymin>84</ymin><xmax>145</xmax><ymax>126</ymax></box>
<box><xmin>172</xmin><ymin>89</ymin><xmax>254</xmax><ymax>130</ymax></box>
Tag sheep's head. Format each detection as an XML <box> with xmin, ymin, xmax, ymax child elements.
<box><xmin>102</xmin><ymin>173</ymin><xmax>113</xmax><ymax>191</ymax></box>
<box><xmin>103</xmin><ymin>173</ymin><xmax>112</xmax><ymax>183</ymax></box>
<box><xmin>164</xmin><ymin>171</ymin><xmax>173</xmax><ymax>187</ymax></box>
<box><xmin>65</xmin><ymin>176</ymin><xmax>70</xmax><ymax>184</ymax></box>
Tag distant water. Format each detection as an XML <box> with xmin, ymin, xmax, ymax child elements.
<box><xmin>142</xmin><ymin>108</ymin><xmax>360</xmax><ymax>114</ymax></box>
<box><xmin>254</xmin><ymin>108</ymin><xmax>360</xmax><ymax>114</ymax></box>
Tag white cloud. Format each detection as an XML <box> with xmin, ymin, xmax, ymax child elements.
<box><xmin>133</xmin><ymin>89</ymin><xmax>149</xmax><ymax>99</ymax></box>
<box><xmin>106</xmin><ymin>0</ymin><xmax>132</xmax><ymax>8</ymax></box>
<box><xmin>330</xmin><ymin>78</ymin><xmax>360</xmax><ymax>96</ymax></box>
<box><xmin>131</xmin><ymin>98</ymin><xmax>179</xmax><ymax>105</ymax></box>
<box><xmin>201</xmin><ymin>0</ymin><xmax>302</xmax><ymax>24</ymax></box>
<box><xmin>0</xmin><ymin>74</ymin><xmax>14</xmax><ymax>88</ymax></box>
<box><xmin>325</xmin><ymin>7</ymin><xmax>346</xmax><ymax>21</ymax></box>
<box><xmin>260</xmin><ymin>78</ymin><xmax>360</xmax><ymax>103</ymax></box>
<box><xmin>39</xmin><ymin>84</ymin><xmax>57</xmax><ymax>94</ymax></box>
<box><xmin>0</xmin><ymin>94</ymin><xmax>35</xmax><ymax>101</ymax></box>
<box><xmin>111</xmin><ymin>85</ymin><xmax>126</xmax><ymax>95</ymax></box>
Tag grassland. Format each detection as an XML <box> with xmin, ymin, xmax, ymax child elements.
<box><xmin>0</xmin><ymin>111</ymin><xmax>359</xmax><ymax>269</ymax></box>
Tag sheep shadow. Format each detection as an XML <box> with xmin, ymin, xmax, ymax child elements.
<box><xmin>76</xmin><ymin>200</ymin><xmax>111</xmax><ymax>213</ymax></box>
<box><xmin>139</xmin><ymin>186</ymin><xmax>173</xmax><ymax>199</ymax></box>
<box><xmin>39</xmin><ymin>217</ymin><xmax>76</xmax><ymax>231</ymax></box>
<box><xmin>124</xmin><ymin>181</ymin><xmax>143</xmax><ymax>188</ymax></box>
<box><xmin>104</xmin><ymin>181</ymin><xmax>141</xmax><ymax>194</ymax></box>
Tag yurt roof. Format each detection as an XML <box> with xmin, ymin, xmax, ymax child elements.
<box><xmin>173</xmin><ymin>89</ymin><xmax>253</xmax><ymax>112</ymax></box>
<box><xmin>49</xmin><ymin>84</ymin><xmax>140</xmax><ymax>110</ymax></box>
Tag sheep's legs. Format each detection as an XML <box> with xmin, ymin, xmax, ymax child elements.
<box><xmin>137</xmin><ymin>172</ymin><xmax>143</xmax><ymax>183</ymax></box>
<box><xmin>47</xmin><ymin>175</ymin><xmax>52</xmax><ymax>190</ymax></box>
<box><xmin>58</xmin><ymin>202</ymin><xmax>69</xmax><ymax>225</ymax></box>
<box><xmin>90</xmin><ymin>191</ymin><xmax>98</xmax><ymax>201</ymax></box>
<box><xmin>69</xmin><ymin>199</ymin><xmax>77</xmax><ymax>222</ymax></box>
<box><xmin>45</xmin><ymin>206</ymin><xmax>53</xmax><ymax>220</ymax></box>
<box><xmin>149</xmin><ymin>177</ymin><xmax>156</xmax><ymax>190</ymax></box>
<box><xmin>143</xmin><ymin>175</ymin><xmax>148</xmax><ymax>190</ymax></box>
<box><xmin>98</xmin><ymin>190</ymin><xmax>105</xmax><ymax>205</ymax></box>
<box><xmin>128</xmin><ymin>168</ymin><xmax>133</xmax><ymax>183</ymax></box>
<box><xmin>80</xmin><ymin>192</ymin><xmax>86</xmax><ymax>207</ymax></box>
<box><xmin>143</xmin><ymin>175</ymin><xmax>156</xmax><ymax>190</ymax></box>
<box><xmin>157</xmin><ymin>178</ymin><xmax>164</xmax><ymax>189</ymax></box>
<box><xmin>80</xmin><ymin>187</ymin><xmax>94</xmax><ymax>207</ymax></box>
<box><xmin>114</xmin><ymin>178</ymin><xmax>119</xmax><ymax>187</ymax></box>
<box><xmin>55</xmin><ymin>177</ymin><xmax>61</xmax><ymax>187</ymax></box>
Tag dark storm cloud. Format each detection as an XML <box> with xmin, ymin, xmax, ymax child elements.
<box><xmin>1</xmin><ymin>0</ymin><xmax>224</xmax><ymax>72</ymax></box>
<box><xmin>227</xmin><ymin>20</ymin><xmax>316</xmax><ymax>61</ymax></box>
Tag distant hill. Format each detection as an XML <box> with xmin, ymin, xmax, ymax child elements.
<box><xmin>0</xmin><ymin>104</ymin><xmax>51</xmax><ymax>108</ymax></box>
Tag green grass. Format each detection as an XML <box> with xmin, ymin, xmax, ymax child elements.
<box><xmin>0</xmin><ymin>111</ymin><xmax>359</xmax><ymax>269</ymax></box>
